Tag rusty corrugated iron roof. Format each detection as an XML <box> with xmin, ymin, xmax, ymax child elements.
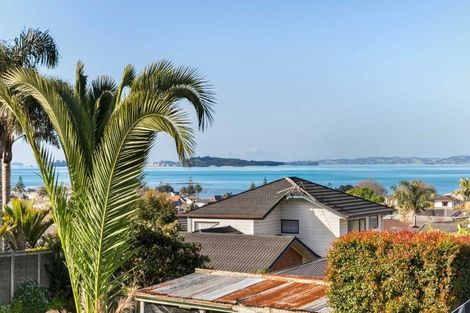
<box><xmin>136</xmin><ymin>269</ymin><xmax>329</xmax><ymax>312</ymax></box>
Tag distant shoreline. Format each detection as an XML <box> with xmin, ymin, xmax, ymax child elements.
<box><xmin>14</xmin><ymin>155</ymin><xmax>470</xmax><ymax>167</ymax></box>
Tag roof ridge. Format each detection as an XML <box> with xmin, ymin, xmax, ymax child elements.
<box><xmin>291</xmin><ymin>177</ymin><xmax>391</xmax><ymax>210</ymax></box>
<box><xmin>181</xmin><ymin>177</ymin><xmax>289</xmax><ymax>216</ymax></box>
<box><xmin>186</xmin><ymin>232</ymin><xmax>296</xmax><ymax>239</ymax></box>
<box><xmin>194</xmin><ymin>268</ymin><xmax>327</xmax><ymax>285</ymax></box>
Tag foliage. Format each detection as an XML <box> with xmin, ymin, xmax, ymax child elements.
<box><xmin>180</xmin><ymin>181</ymin><xmax>203</xmax><ymax>196</ymax></box>
<box><xmin>263</xmin><ymin>177</ymin><xmax>268</xmax><ymax>185</ymax></box>
<box><xmin>156</xmin><ymin>183</ymin><xmax>174</xmax><ymax>193</ymax></box>
<box><xmin>10</xmin><ymin>281</ymin><xmax>49</xmax><ymax>313</ymax></box>
<box><xmin>336</xmin><ymin>184</ymin><xmax>354</xmax><ymax>193</ymax></box>
<box><xmin>393</xmin><ymin>180</ymin><xmax>436</xmax><ymax>216</ymax></box>
<box><xmin>43</xmin><ymin>234</ymin><xmax>74</xmax><ymax>312</ymax></box>
<box><xmin>222</xmin><ymin>192</ymin><xmax>232</xmax><ymax>198</ymax></box>
<box><xmin>122</xmin><ymin>190</ymin><xmax>208</xmax><ymax>287</ymax></box>
<box><xmin>327</xmin><ymin>231</ymin><xmax>470</xmax><ymax>313</ymax></box>
<box><xmin>0</xmin><ymin>28</ymin><xmax>59</xmax><ymax>205</ymax></box>
<box><xmin>457</xmin><ymin>178</ymin><xmax>470</xmax><ymax>201</ymax></box>
<box><xmin>0</xmin><ymin>60</ymin><xmax>213</xmax><ymax>312</ymax></box>
<box><xmin>249</xmin><ymin>182</ymin><xmax>256</xmax><ymax>190</ymax></box>
<box><xmin>346</xmin><ymin>187</ymin><xmax>385</xmax><ymax>204</ymax></box>
<box><xmin>0</xmin><ymin>199</ymin><xmax>52</xmax><ymax>249</ymax></box>
<box><xmin>13</xmin><ymin>176</ymin><xmax>25</xmax><ymax>193</ymax></box>
<box><xmin>356</xmin><ymin>179</ymin><xmax>386</xmax><ymax>195</ymax></box>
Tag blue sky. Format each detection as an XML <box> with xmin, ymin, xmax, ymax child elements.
<box><xmin>2</xmin><ymin>0</ymin><xmax>470</xmax><ymax>164</ymax></box>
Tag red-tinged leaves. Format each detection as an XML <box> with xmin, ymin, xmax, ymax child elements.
<box><xmin>326</xmin><ymin>231</ymin><xmax>470</xmax><ymax>313</ymax></box>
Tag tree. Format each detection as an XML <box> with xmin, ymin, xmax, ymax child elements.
<box><xmin>0</xmin><ymin>60</ymin><xmax>214</xmax><ymax>312</ymax></box>
<box><xmin>156</xmin><ymin>183</ymin><xmax>174</xmax><ymax>193</ymax></box>
<box><xmin>393</xmin><ymin>180</ymin><xmax>436</xmax><ymax>226</ymax></box>
<box><xmin>457</xmin><ymin>178</ymin><xmax>470</xmax><ymax>201</ymax></box>
<box><xmin>337</xmin><ymin>184</ymin><xmax>354</xmax><ymax>193</ymax></box>
<box><xmin>263</xmin><ymin>177</ymin><xmax>268</xmax><ymax>185</ymax></box>
<box><xmin>356</xmin><ymin>179</ymin><xmax>386</xmax><ymax>195</ymax></box>
<box><xmin>346</xmin><ymin>187</ymin><xmax>385</xmax><ymax>204</ymax></box>
<box><xmin>249</xmin><ymin>182</ymin><xmax>256</xmax><ymax>190</ymax></box>
<box><xmin>13</xmin><ymin>176</ymin><xmax>25</xmax><ymax>193</ymax></box>
<box><xmin>0</xmin><ymin>199</ymin><xmax>52</xmax><ymax>249</ymax></box>
<box><xmin>194</xmin><ymin>184</ymin><xmax>202</xmax><ymax>197</ymax></box>
<box><xmin>0</xmin><ymin>28</ymin><xmax>59</xmax><ymax>205</ymax></box>
<box><xmin>122</xmin><ymin>190</ymin><xmax>208</xmax><ymax>287</ymax></box>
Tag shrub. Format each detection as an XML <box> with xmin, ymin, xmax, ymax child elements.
<box><xmin>11</xmin><ymin>281</ymin><xmax>49</xmax><ymax>313</ymax></box>
<box><xmin>326</xmin><ymin>231</ymin><xmax>470</xmax><ymax>313</ymax></box>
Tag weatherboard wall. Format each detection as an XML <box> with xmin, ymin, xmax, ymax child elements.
<box><xmin>187</xmin><ymin>218</ymin><xmax>255</xmax><ymax>234</ymax></box>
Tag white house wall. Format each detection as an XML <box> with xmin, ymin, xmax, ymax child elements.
<box><xmin>255</xmin><ymin>199</ymin><xmax>343</xmax><ymax>257</ymax></box>
<box><xmin>187</xmin><ymin>217</ymin><xmax>255</xmax><ymax>234</ymax></box>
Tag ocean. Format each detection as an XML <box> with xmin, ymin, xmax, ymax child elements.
<box><xmin>11</xmin><ymin>164</ymin><xmax>470</xmax><ymax>197</ymax></box>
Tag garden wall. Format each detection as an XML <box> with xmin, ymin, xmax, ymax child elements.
<box><xmin>0</xmin><ymin>250</ymin><xmax>53</xmax><ymax>305</ymax></box>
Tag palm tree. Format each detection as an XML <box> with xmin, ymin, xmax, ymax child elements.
<box><xmin>457</xmin><ymin>178</ymin><xmax>470</xmax><ymax>201</ymax></box>
<box><xmin>0</xmin><ymin>28</ymin><xmax>59</xmax><ymax>205</ymax></box>
<box><xmin>0</xmin><ymin>199</ymin><xmax>52</xmax><ymax>249</ymax></box>
<box><xmin>194</xmin><ymin>184</ymin><xmax>202</xmax><ymax>197</ymax></box>
<box><xmin>393</xmin><ymin>180</ymin><xmax>436</xmax><ymax>227</ymax></box>
<box><xmin>0</xmin><ymin>60</ymin><xmax>214</xmax><ymax>312</ymax></box>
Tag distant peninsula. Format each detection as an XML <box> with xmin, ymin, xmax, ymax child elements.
<box><xmin>188</xmin><ymin>156</ymin><xmax>284</xmax><ymax>167</ymax></box>
<box><xmin>147</xmin><ymin>156</ymin><xmax>319</xmax><ymax>167</ymax></box>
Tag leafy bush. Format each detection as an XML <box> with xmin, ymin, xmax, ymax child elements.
<box><xmin>327</xmin><ymin>231</ymin><xmax>470</xmax><ymax>313</ymax></box>
<box><xmin>121</xmin><ymin>190</ymin><xmax>208</xmax><ymax>287</ymax></box>
<box><xmin>346</xmin><ymin>186</ymin><xmax>385</xmax><ymax>204</ymax></box>
<box><xmin>11</xmin><ymin>281</ymin><xmax>49</xmax><ymax>313</ymax></box>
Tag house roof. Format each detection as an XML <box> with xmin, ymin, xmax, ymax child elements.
<box><xmin>275</xmin><ymin>258</ymin><xmax>328</xmax><ymax>279</ymax></box>
<box><xmin>182</xmin><ymin>177</ymin><xmax>393</xmax><ymax>219</ymax></box>
<box><xmin>435</xmin><ymin>195</ymin><xmax>455</xmax><ymax>201</ymax></box>
<box><xmin>136</xmin><ymin>269</ymin><xmax>329</xmax><ymax>312</ymax></box>
<box><xmin>197</xmin><ymin>226</ymin><xmax>243</xmax><ymax>234</ymax></box>
<box><xmin>183</xmin><ymin>232</ymin><xmax>319</xmax><ymax>273</ymax></box>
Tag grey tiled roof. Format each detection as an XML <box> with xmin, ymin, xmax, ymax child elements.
<box><xmin>275</xmin><ymin>258</ymin><xmax>328</xmax><ymax>278</ymax></box>
<box><xmin>183</xmin><ymin>177</ymin><xmax>393</xmax><ymax>219</ymax></box>
<box><xmin>183</xmin><ymin>232</ymin><xmax>317</xmax><ymax>273</ymax></box>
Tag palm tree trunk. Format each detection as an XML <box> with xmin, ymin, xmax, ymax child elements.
<box><xmin>2</xmin><ymin>161</ymin><xmax>10</xmax><ymax>207</ymax></box>
<box><xmin>2</xmin><ymin>137</ymin><xmax>12</xmax><ymax>207</ymax></box>
<box><xmin>0</xmin><ymin>140</ymin><xmax>3</xmax><ymax>252</ymax></box>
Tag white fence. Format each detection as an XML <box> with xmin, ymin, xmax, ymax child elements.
<box><xmin>0</xmin><ymin>250</ymin><xmax>53</xmax><ymax>305</ymax></box>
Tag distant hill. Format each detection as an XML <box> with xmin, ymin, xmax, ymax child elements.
<box><xmin>53</xmin><ymin>160</ymin><xmax>67</xmax><ymax>167</ymax></box>
<box><xmin>317</xmin><ymin>155</ymin><xmax>470</xmax><ymax>165</ymax></box>
<box><xmin>188</xmin><ymin>156</ymin><xmax>284</xmax><ymax>167</ymax></box>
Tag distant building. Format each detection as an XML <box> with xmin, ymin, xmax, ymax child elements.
<box><xmin>434</xmin><ymin>194</ymin><xmax>462</xmax><ymax>209</ymax></box>
<box><xmin>184</xmin><ymin>232</ymin><xmax>319</xmax><ymax>273</ymax></box>
<box><xmin>181</xmin><ymin>177</ymin><xmax>393</xmax><ymax>257</ymax></box>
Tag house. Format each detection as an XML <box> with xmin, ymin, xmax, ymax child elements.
<box><xmin>181</xmin><ymin>177</ymin><xmax>393</xmax><ymax>257</ymax></box>
<box><xmin>184</xmin><ymin>232</ymin><xmax>319</xmax><ymax>273</ymax></box>
<box><xmin>135</xmin><ymin>269</ymin><xmax>329</xmax><ymax>313</ymax></box>
<box><xmin>434</xmin><ymin>194</ymin><xmax>462</xmax><ymax>209</ymax></box>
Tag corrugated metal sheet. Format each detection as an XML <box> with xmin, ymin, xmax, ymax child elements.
<box><xmin>137</xmin><ymin>269</ymin><xmax>328</xmax><ymax>312</ymax></box>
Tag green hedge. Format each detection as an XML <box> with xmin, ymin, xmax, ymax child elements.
<box><xmin>326</xmin><ymin>231</ymin><xmax>470</xmax><ymax>313</ymax></box>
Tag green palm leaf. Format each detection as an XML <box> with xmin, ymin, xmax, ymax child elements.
<box><xmin>0</xmin><ymin>60</ymin><xmax>214</xmax><ymax>312</ymax></box>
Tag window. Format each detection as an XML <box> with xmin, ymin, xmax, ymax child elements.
<box><xmin>369</xmin><ymin>216</ymin><xmax>379</xmax><ymax>229</ymax></box>
<box><xmin>281</xmin><ymin>219</ymin><xmax>299</xmax><ymax>234</ymax></box>
<box><xmin>442</xmin><ymin>201</ymin><xmax>448</xmax><ymax>207</ymax></box>
<box><xmin>348</xmin><ymin>218</ymin><xmax>366</xmax><ymax>232</ymax></box>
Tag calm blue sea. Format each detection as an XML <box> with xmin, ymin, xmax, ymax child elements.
<box><xmin>11</xmin><ymin>165</ymin><xmax>470</xmax><ymax>197</ymax></box>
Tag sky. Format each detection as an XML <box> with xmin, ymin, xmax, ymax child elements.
<box><xmin>2</xmin><ymin>0</ymin><xmax>470</xmax><ymax>164</ymax></box>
